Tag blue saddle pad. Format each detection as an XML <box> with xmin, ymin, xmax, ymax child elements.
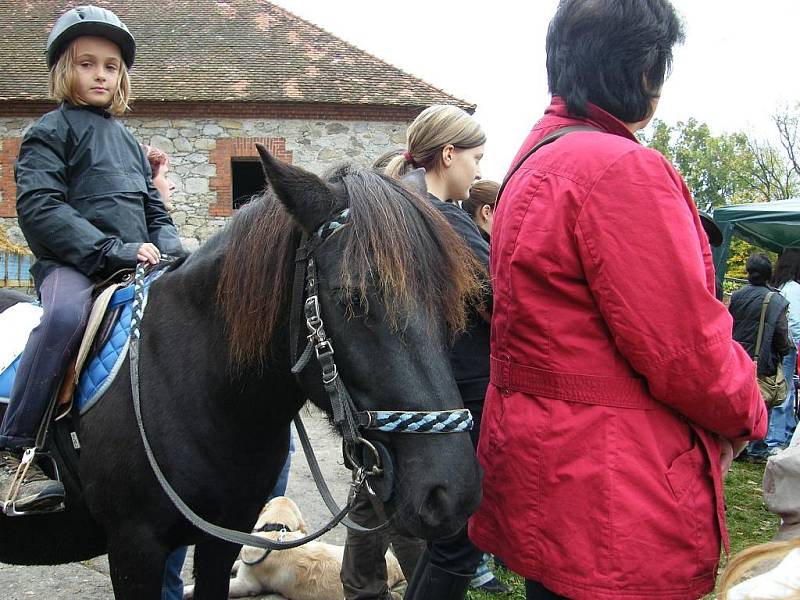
<box><xmin>0</xmin><ymin>275</ymin><xmax>157</xmax><ymax>415</ymax></box>
<box><xmin>74</xmin><ymin>286</ymin><xmax>136</xmax><ymax>415</ymax></box>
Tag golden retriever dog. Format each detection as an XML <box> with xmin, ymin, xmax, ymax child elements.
<box><xmin>184</xmin><ymin>496</ymin><xmax>405</xmax><ymax>599</ymax></box>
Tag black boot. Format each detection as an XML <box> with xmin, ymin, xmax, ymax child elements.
<box><xmin>403</xmin><ymin>551</ymin><xmax>471</xmax><ymax>600</ymax></box>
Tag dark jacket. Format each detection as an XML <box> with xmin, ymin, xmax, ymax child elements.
<box><xmin>15</xmin><ymin>103</ymin><xmax>182</xmax><ymax>289</ymax></box>
<box><xmin>729</xmin><ymin>283</ymin><xmax>792</xmax><ymax>376</ymax></box>
<box><xmin>427</xmin><ymin>195</ymin><xmax>491</xmax><ymax>410</ymax></box>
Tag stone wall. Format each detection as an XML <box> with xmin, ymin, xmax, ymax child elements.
<box><xmin>0</xmin><ymin>115</ymin><xmax>408</xmax><ymax>252</ymax></box>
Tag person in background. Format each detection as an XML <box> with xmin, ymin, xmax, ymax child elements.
<box><xmin>143</xmin><ymin>145</ymin><xmax>176</xmax><ymax>212</ymax></box>
<box><xmin>459</xmin><ymin>178</ymin><xmax>508</xmax><ymax>595</ymax></box>
<box><xmin>729</xmin><ymin>254</ymin><xmax>792</xmax><ymax>463</ymax></box>
<box><xmin>338</xmin><ymin>148</ymin><xmax>427</xmax><ymax>600</ymax></box>
<box><xmin>385</xmin><ymin>104</ymin><xmax>490</xmax><ymax>600</ymax></box>
<box><xmin>468</xmin><ymin>1</ymin><xmax>767</xmax><ymax>598</ymax></box>
<box><xmin>142</xmin><ymin>144</ymin><xmax>189</xmax><ymax>600</ymax></box>
<box><xmin>461</xmin><ymin>180</ymin><xmax>498</xmax><ymax>243</ymax></box>
<box><xmin>0</xmin><ymin>5</ymin><xmax>182</xmax><ymax>515</ymax></box>
<box><xmin>769</xmin><ymin>248</ymin><xmax>800</xmax><ymax>452</ymax></box>
<box><xmin>144</xmin><ymin>143</ymin><xmax>295</xmax><ymax>599</ymax></box>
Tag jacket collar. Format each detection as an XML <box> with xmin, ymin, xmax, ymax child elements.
<box><xmin>61</xmin><ymin>102</ymin><xmax>112</xmax><ymax>119</ymax></box>
<box><xmin>545</xmin><ymin>96</ymin><xmax>639</xmax><ymax>143</ymax></box>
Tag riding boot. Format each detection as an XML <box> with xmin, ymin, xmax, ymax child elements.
<box><xmin>402</xmin><ymin>550</ymin><xmax>471</xmax><ymax>600</ymax></box>
<box><xmin>0</xmin><ymin>449</ymin><xmax>65</xmax><ymax>513</ymax></box>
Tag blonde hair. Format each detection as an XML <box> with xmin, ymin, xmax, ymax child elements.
<box><xmin>48</xmin><ymin>40</ymin><xmax>131</xmax><ymax>116</ymax></box>
<box><xmin>386</xmin><ymin>105</ymin><xmax>486</xmax><ymax>179</ymax></box>
<box><xmin>719</xmin><ymin>538</ymin><xmax>800</xmax><ymax>599</ymax></box>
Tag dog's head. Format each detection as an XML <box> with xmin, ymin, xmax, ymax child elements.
<box><xmin>254</xmin><ymin>496</ymin><xmax>307</xmax><ymax>534</ymax></box>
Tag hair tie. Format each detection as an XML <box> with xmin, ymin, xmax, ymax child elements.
<box><xmin>403</xmin><ymin>150</ymin><xmax>415</xmax><ymax>165</ymax></box>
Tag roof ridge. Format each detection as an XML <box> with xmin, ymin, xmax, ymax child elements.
<box><xmin>267</xmin><ymin>1</ymin><xmax>475</xmax><ymax>111</ymax></box>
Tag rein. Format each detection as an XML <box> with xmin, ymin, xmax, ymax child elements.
<box><xmin>129</xmin><ymin>207</ymin><xmax>473</xmax><ymax>553</ymax></box>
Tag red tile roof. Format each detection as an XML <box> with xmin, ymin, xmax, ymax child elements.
<box><xmin>0</xmin><ymin>1</ymin><xmax>474</xmax><ymax>111</ymax></box>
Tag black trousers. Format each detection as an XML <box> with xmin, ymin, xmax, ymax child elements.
<box><xmin>526</xmin><ymin>579</ymin><xmax>569</xmax><ymax>599</ymax></box>
<box><xmin>426</xmin><ymin>524</ymin><xmax>483</xmax><ymax>576</ymax></box>
<box><xmin>0</xmin><ymin>266</ymin><xmax>93</xmax><ymax>449</ymax></box>
<box><xmin>340</xmin><ymin>484</ymin><xmax>426</xmax><ymax>600</ymax></box>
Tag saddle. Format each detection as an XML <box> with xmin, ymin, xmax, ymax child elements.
<box><xmin>0</xmin><ymin>265</ymin><xmax>166</xmax><ymax>417</ymax></box>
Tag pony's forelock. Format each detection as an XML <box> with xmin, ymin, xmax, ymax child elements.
<box><xmin>217</xmin><ymin>166</ymin><xmax>483</xmax><ymax>374</ymax></box>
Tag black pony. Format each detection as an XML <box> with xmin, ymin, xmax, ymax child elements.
<box><xmin>0</xmin><ymin>148</ymin><xmax>483</xmax><ymax>598</ymax></box>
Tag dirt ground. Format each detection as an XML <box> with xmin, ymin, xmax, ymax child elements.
<box><xmin>0</xmin><ymin>403</ymin><xmax>354</xmax><ymax>599</ymax></box>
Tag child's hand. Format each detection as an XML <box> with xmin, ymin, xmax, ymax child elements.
<box><xmin>137</xmin><ymin>243</ymin><xmax>161</xmax><ymax>265</ymax></box>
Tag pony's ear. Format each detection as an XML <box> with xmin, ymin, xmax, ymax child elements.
<box><xmin>256</xmin><ymin>143</ymin><xmax>339</xmax><ymax>232</ymax></box>
<box><xmin>400</xmin><ymin>167</ymin><xmax>428</xmax><ymax>198</ymax></box>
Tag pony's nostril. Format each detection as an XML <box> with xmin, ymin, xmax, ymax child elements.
<box><xmin>418</xmin><ymin>485</ymin><xmax>450</xmax><ymax>529</ymax></box>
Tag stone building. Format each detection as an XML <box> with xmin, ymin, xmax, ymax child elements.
<box><xmin>0</xmin><ymin>0</ymin><xmax>472</xmax><ymax>257</ymax></box>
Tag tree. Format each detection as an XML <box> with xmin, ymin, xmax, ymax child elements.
<box><xmin>642</xmin><ymin>118</ymin><xmax>759</xmax><ymax>208</ymax></box>
<box><xmin>746</xmin><ymin>137</ymin><xmax>798</xmax><ymax>202</ymax></box>
<box><xmin>774</xmin><ymin>107</ymin><xmax>800</xmax><ymax>178</ymax></box>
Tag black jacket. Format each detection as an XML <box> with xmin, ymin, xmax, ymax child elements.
<box><xmin>428</xmin><ymin>195</ymin><xmax>492</xmax><ymax>407</ymax></box>
<box><xmin>729</xmin><ymin>283</ymin><xmax>792</xmax><ymax>376</ymax></box>
<box><xmin>15</xmin><ymin>103</ymin><xmax>182</xmax><ymax>288</ymax></box>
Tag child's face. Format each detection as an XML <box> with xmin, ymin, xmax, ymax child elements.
<box><xmin>72</xmin><ymin>36</ymin><xmax>122</xmax><ymax>108</ymax></box>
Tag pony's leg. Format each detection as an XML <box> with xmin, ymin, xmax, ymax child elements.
<box><xmin>106</xmin><ymin>529</ymin><xmax>169</xmax><ymax>600</ymax></box>
<box><xmin>191</xmin><ymin>538</ymin><xmax>242</xmax><ymax>600</ymax></box>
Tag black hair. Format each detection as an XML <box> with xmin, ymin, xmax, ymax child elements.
<box><xmin>546</xmin><ymin>0</ymin><xmax>684</xmax><ymax>123</ymax></box>
<box><xmin>746</xmin><ymin>254</ymin><xmax>773</xmax><ymax>286</ymax></box>
<box><xmin>772</xmin><ymin>248</ymin><xmax>800</xmax><ymax>288</ymax></box>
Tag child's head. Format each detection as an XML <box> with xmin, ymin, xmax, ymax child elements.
<box><xmin>142</xmin><ymin>145</ymin><xmax>175</xmax><ymax>211</ymax></box>
<box><xmin>462</xmin><ymin>180</ymin><xmax>499</xmax><ymax>237</ymax></box>
<box><xmin>46</xmin><ymin>6</ymin><xmax>135</xmax><ymax>116</ymax></box>
<box><xmin>387</xmin><ymin>105</ymin><xmax>486</xmax><ymax>201</ymax></box>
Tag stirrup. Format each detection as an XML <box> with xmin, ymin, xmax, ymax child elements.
<box><xmin>1</xmin><ymin>448</ymin><xmax>65</xmax><ymax>517</ymax></box>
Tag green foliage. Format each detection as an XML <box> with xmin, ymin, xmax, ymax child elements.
<box><xmin>642</xmin><ymin>118</ymin><xmax>759</xmax><ymax>208</ymax></box>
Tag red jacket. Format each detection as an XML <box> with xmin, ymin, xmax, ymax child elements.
<box><xmin>469</xmin><ymin>98</ymin><xmax>767</xmax><ymax>600</ymax></box>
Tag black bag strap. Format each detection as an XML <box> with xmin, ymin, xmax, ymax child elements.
<box><xmin>754</xmin><ymin>291</ymin><xmax>775</xmax><ymax>364</ymax></box>
<box><xmin>497</xmin><ymin>125</ymin><xmax>602</xmax><ymax>205</ymax></box>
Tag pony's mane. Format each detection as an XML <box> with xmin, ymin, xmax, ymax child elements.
<box><xmin>217</xmin><ymin>165</ymin><xmax>484</xmax><ymax>373</ymax></box>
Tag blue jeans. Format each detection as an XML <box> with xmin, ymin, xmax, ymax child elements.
<box><xmin>766</xmin><ymin>348</ymin><xmax>799</xmax><ymax>448</ymax></box>
<box><xmin>269</xmin><ymin>432</ymin><xmax>293</xmax><ymax>500</ymax></box>
<box><xmin>161</xmin><ymin>546</ymin><xmax>188</xmax><ymax>600</ymax></box>
<box><xmin>160</xmin><ymin>434</ymin><xmax>293</xmax><ymax>597</ymax></box>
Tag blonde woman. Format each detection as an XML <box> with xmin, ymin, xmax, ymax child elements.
<box><xmin>393</xmin><ymin>105</ymin><xmax>493</xmax><ymax>600</ymax></box>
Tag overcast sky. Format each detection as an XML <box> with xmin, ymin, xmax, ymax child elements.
<box><xmin>272</xmin><ymin>0</ymin><xmax>800</xmax><ymax>181</ymax></box>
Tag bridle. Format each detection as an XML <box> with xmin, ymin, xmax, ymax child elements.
<box><xmin>129</xmin><ymin>207</ymin><xmax>473</xmax><ymax>553</ymax></box>
<box><xmin>288</xmin><ymin>208</ymin><xmax>473</xmax><ymax>500</ymax></box>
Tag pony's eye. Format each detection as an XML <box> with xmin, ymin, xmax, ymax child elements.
<box><xmin>335</xmin><ymin>288</ymin><xmax>368</xmax><ymax>316</ymax></box>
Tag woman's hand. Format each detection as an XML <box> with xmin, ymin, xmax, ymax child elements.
<box><xmin>136</xmin><ymin>242</ymin><xmax>161</xmax><ymax>265</ymax></box>
<box><xmin>721</xmin><ymin>438</ymin><xmax>749</xmax><ymax>474</ymax></box>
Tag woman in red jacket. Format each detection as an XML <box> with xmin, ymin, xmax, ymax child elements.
<box><xmin>468</xmin><ymin>1</ymin><xmax>767</xmax><ymax>599</ymax></box>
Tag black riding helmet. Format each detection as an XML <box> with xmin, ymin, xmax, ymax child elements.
<box><xmin>46</xmin><ymin>5</ymin><xmax>135</xmax><ymax>69</ymax></box>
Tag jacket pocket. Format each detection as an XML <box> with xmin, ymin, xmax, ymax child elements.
<box><xmin>666</xmin><ymin>442</ymin><xmax>700</xmax><ymax>501</ymax></box>
<box><xmin>665</xmin><ymin>440</ymin><xmax>719</xmax><ymax>580</ymax></box>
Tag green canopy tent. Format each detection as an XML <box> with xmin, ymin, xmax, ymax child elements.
<box><xmin>712</xmin><ymin>198</ymin><xmax>800</xmax><ymax>280</ymax></box>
